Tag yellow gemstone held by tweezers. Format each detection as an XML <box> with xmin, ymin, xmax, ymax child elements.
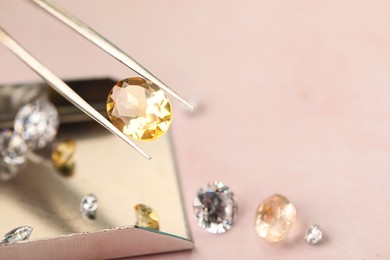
<box><xmin>107</xmin><ymin>77</ymin><xmax>172</xmax><ymax>141</ymax></box>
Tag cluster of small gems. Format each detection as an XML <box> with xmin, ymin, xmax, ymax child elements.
<box><xmin>193</xmin><ymin>181</ymin><xmax>237</xmax><ymax>234</ymax></box>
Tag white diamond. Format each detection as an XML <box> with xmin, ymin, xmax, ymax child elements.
<box><xmin>0</xmin><ymin>129</ymin><xmax>28</xmax><ymax>166</ymax></box>
<box><xmin>193</xmin><ymin>181</ymin><xmax>237</xmax><ymax>234</ymax></box>
<box><xmin>14</xmin><ymin>99</ymin><xmax>59</xmax><ymax>150</ymax></box>
<box><xmin>0</xmin><ymin>161</ymin><xmax>20</xmax><ymax>181</ymax></box>
<box><xmin>80</xmin><ymin>194</ymin><xmax>98</xmax><ymax>219</ymax></box>
<box><xmin>305</xmin><ymin>224</ymin><xmax>323</xmax><ymax>245</ymax></box>
<box><xmin>1</xmin><ymin>226</ymin><xmax>33</xmax><ymax>244</ymax></box>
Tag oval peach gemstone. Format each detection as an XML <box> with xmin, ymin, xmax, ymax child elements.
<box><xmin>255</xmin><ymin>194</ymin><xmax>296</xmax><ymax>242</ymax></box>
<box><xmin>106</xmin><ymin>77</ymin><xmax>172</xmax><ymax>141</ymax></box>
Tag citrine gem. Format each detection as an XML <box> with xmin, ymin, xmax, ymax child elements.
<box><xmin>134</xmin><ymin>204</ymin><xmax>160</xmax><ymax>230</ymax></box>
<box><xmin>106</xmin><ymin>77</ymin><xmax>172</xmax><ymax>141</ymax></box>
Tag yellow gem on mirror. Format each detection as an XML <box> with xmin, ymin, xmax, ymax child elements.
<box><xmin>52</xmin><ymin>139</ymin><xmax>76</xmax><ymax>176</ymax></box>
<box><xmin>255</xmin><ymin>194</ymin><xmax>296</xmax><ymax>242</ymax></box>
<box><xmin>106</xmin><ymin>77</ymin><xmax>172</xmax><ymax>141</ymax></box>
<box><xmin>134</xmin><ymin>204</ymin><xmax>160</xmax><ymax>231</ymax></box>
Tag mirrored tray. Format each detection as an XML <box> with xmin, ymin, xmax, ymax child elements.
<box><xmin>0</xmin><ymin>79</ymin><xmax>193</xmax><ymax>259</ymax></box>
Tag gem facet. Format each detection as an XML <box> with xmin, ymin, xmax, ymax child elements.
<box><xmin>305</xmin><ymin>224</ymin><xmax>323</xmax><ymax>245</ymax></box>
<box><xmin>255</xmin><ymin>194</ymin><xmax>296</xmax><ymax>242</ymax></box>
<box><xmin>52</xmin><ymin>139</ymin><xmax>76</xmax><ymax>175</ymax></box>
<box><xmin>80</xmin><ymin>194</ymin><xmax>98</xmax><ymax>219</ymax></box>
<box><xmin>106</xmin><ymin>77</ymin><xmax>172</xmax><ymax>141</ymax></box>
<box><xmin>14</xmin><ymin>99</ymin><xmax>59</xmax><ymax>149</ymax></box>
<box><xmin>1</xmin><ymin>226</ymin><xmax>33</xmax><ymax>244</ymax></box>
<box><xmin>134</xmin><ymin>204</ymin><xmax>160</xmax><ymax>231</ymax></box>
<box><xmin>193</xmin><ymin>181</ymin><xmax>237</xmax><ymax>234</ymax></box>
<box><xmin>0</xmin><ymin>129</ymin><xmax>28</xmax><ymax>166</ymax></box>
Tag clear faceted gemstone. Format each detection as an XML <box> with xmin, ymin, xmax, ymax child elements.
<box><xmin>0</xmin><ymin>160</ymin><xmax>20</xmax><ymax>181</ymax></box>
<box><xmin>305</xmin><ymin>224</ymin><xmax>323</xmax><ymax>245</ymax></box>
<box><xmin>193</xmin><ymin>181</ymin><xmax>237</xmax><ymax>234</ymax></box>
<box><xmin>134</xmin><ymin>204</ymin><xmax>160</xmax><ymax>231</ymax></box>
<box><xmin>80</xmin><ymin>194</ymin><xmax>98</xmax><ymax>219</ymax></box>
<box><xmin>255</xmin><ymin>194</ymin><xmax>296</xmax><ymax>242</ymax></box>
<box><xmin>14</xmin><ymin>99</ymin><xmax>59</xmax><ymax>150</ymax></box>
<box><xmin>1</xmin><ymin>226</ymin><xmax>33</xmax><ymax>244</ymax></box>
<box><xmin>0</xmin><ymin>129</ymin><xmax>28</xmax><ymax>166</ymax></box>
<box><xmin>106</xmin><ymin>77</ymin><xmax>172</xmax><ymax>141</ymax></box>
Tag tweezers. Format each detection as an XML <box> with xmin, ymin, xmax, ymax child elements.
<box><xmin>0</xmin><ymin>0</ymin><xmax>194</xmax><ymax>159</ymax></box>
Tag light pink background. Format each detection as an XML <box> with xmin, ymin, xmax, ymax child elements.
<box><xmin>1</xmin><ymin>0</ymin><xmax>390</xmax><ymax>259</ymax></box>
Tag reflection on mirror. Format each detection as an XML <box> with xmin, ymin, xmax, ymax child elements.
<box><xmin>0</xmin><ymin>79</ymin><xmax>190</xmax><ymax>254</ymax></box>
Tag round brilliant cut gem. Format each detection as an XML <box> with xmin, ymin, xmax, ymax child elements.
<box><xmin>193</xmin><ymin>181</ymin><xmax>237</xmax><ymax>234</ymax></box>
<box><xmin>106</xmin><ymin>77</ymin><xmax>172</xmax><ymax>141</ymax></box>
<box><xmin>255</xmin><ymin>194</ymin><xmax>296</xmax><ymax>242</ymax></box>
<box><xmin>80</xmin><ymin>194</ymin><xmax>98</xmax><ymax>219</ymax></box>
<box><xmin>0</xmin><ymin>129</ymin><xmax>28</xmax><ymax>166</ymax></box>
<box><xmin>305</xmin><ymin>224</ymin><xmax>323</xmax><ymax>245</ymax></box>
<box><xmin>14</xmin><ymin>99</ymin><xmax>59</xmax><ymax>149</ymax></box>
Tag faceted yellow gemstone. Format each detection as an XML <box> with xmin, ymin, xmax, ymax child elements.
<box><xmin>52</xmin><ymin>139</ymin><xmax>76</xmax><ymax>176</ymax></box>
<box><xmin>255</xmin><ymin>194</ymin><xmax>296</xmax><ymax>242</ymax></box>
<box><xmin>106</xmin><ymin>77</ymin><xmax>172</xmax><ymax>141</ymax></box>
<box><xmin>134</xmin><ymin>204</ymin><xmax>159</xmax><ymax>231</ymax></box>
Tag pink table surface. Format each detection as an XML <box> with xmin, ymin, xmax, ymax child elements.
<box><xmin>1</xmin><ymin>0</ymin><xmax>390</xmax><ymax>259</ymax></box>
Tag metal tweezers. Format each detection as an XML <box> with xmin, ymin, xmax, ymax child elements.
<box><xmin>0</xmin><ymin>0</ymin><xmax>195</xmax><ymax>159</ymax></box>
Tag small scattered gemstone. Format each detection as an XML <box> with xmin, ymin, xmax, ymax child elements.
<box><xmin>14</xmin><ymin>99</ymin><xmax>59</xmax><ymax>150</ymax></box>
<box><xmin>106</xmin><ymin>77</ymin><xmax>172</xmax><ymax>141</ymax></box>
<box><xmin>255</xmin><ymin>194</ymin><xmax>296</xmax><ymax>242</ymax></box>
<box><xmin>52</xmin><ymin>139</ymin><xmax>76</xmax><ymax>176</ymax></box>
<box><xmin>80</xmin><ymin>194</ymin><xmax>98</xmax><ymax>219</ymax></box>
<box><xmin>0</xmin><ymin>161</ymin><xmax>20</xmax><ymax>181</ymax></box>
<box><xmin>134</xmin><ymin>204</ymin><xmax>160</xmax><ymax>231</ymax></box>
<box><xmin>1</xmin><ymin>226</ymin><xmax>33</xmax><ymax>244</ymax></box>
<box><xmin>0</xmin><ymin>129</ymin><xmax>28</xmax><ymax>166</ymax></box>
<box><xmin>305</xmin><ymin>224</ymin><xmax>323</xmax><ymax>245</ymax></box>
<box><xmin>193</xmin><ymin>181</ymin><xmax>237</xmax><ymax>234</ymax></box>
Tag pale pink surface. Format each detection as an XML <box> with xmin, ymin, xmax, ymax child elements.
<box><xmin>1</xmin><ymin>0</ymin><xmax>390</xmax><ymax>259</ymax></box>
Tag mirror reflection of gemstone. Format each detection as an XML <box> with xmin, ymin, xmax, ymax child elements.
<box><xmin>14</xmin><ymin>99</ymin><xmax>59</xmax><ymax>150</ymax></box>
<box><xmin>192</xmin><ymin>181</ymin><xmax>237</xmax><ymax>234</ymax></box>
<box><xmin>80</xmin><ymin>194</ymin><xmax>98</xmax><ymax>220</ymax></box>
<box><xmin>1</xmin><ymin>226</ymin><xmax>33</xmax><ymax>244</ymax></box>
<box><xmin>134</xmin><ymin>204</ymin><xmax>160</xmax><ymax>231</ymax></box>
<box><xmin>52</xmin><ymin>139</ymin><xmax>76</xmax><ymax>176</ymax></box>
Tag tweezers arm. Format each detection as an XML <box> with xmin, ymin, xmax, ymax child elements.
<box><xmin>0</xmin><ymin>27</ymin><xmax>151</xmax><ymax>159</ymax></box>
<box><xmin>31</xmin><ymin>0</ymin><xmax>195</xmax><ymax>110</ymax></box>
